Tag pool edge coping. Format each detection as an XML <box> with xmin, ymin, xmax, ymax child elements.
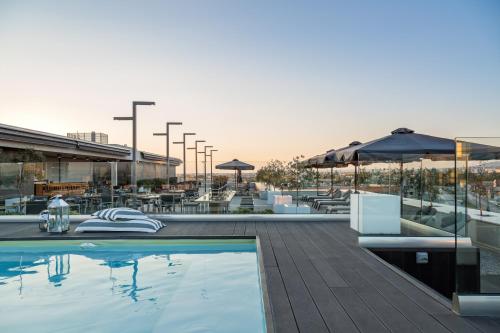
<box><xmin>256</xmin><ymin>235</ymin><xmax>275</xmax><ymax>333</ymax></box>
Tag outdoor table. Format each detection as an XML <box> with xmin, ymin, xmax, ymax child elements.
<box><xmin>195</xmin><ymin>191</ymin><xmax>236</xmax><ymax>214</ymax></box>
<box><xmin>136</xmin><ymin>194</ymin><xmax>160</xmax><ymax>212</ymax></box>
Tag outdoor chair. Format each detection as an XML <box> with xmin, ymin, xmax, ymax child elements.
<box><xmin>325</xmin><ymin>205</ymin><xmax>350</xmax><ymax>214</ymax></box>
<box><xmin>63</xmin><ymin>196</ymin><xmax>81</xmax><ymax>214</ymax></box>
<box><xmin>100</xmin><ymin>194</ymin><xmax>113</xmax><ymax>210</ymax></box>
<box><xmin>125</xmin><ymin>198</ymin><xmax>142</xmax><ymax>210</ymax></box>
<box><xmin>155</xmin><ymin>194</ymin><xmax>175</xmax><ymax>213</ymax></box>
<box><xmin>26</xmin><ymin>200</ymin><xmax>48</xmax><ymax>215</ymax></box>
<box><xmin>302</xmin><ymin>188</ymin><xmax>337</xmax><ymax>202</ymax></box>
<box><xmin>412</xmin><ymin>206</ymin><xmax>438</xmax><ymax>225</ymax></box>
<box><xmin>316</xmin><ymin>198</ymin><xmax>351</xmax><ymax>211</ymax></box>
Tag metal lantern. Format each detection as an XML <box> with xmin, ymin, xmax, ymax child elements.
<box><xmin>47</xmin><ymin>195</ymin><xmax>70</xmax><ymax>233</ymax></box>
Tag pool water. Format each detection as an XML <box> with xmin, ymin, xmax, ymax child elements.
<box><xmin>0</xmin><ymin>239</ymin><xmax>267</xmax><ymax>333</ymax></box>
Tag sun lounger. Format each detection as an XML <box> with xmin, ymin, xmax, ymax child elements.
<box><xmin>302</xmin><ymin>189</ymin><xmax>341</xmax><ymax>202</ymax></box>
<box><xmin>325</xmin><ymin>205</ymin><xmax>350</xmax><ymax>214</ymax></box>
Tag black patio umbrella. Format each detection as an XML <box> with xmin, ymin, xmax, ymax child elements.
<box><xmin>325</xmin><ymin>141</ymin><xmax>363</xmax><ymax>192</ymax></box>
<box><xmin>326</xmin><ymin>128</ymin><xmax>458</xmax><ymax>196</ymax></box>
<box><xmin>304</xmin><ymin>149</ymin><xmax>345</xmax><ymax>196</ymax></box>
<box><xmin>215</xmin><ymin>159</ymin><xmax>255</xmax><ymax>191</ymax></box>
<box><xmin>330</xmin><ymin>128</ymin><xmax>457</xmax><ymax>163</ymax></box>
<box><xmin>325</xmin><ymin>129</ymin><xmax>465</xmax><ymax>209</ymax></box>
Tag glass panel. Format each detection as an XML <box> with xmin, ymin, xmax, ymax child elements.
<box><xmin>0</xmin><ymin>157</ymin><xmax>365</xmax><ymax>216</ymax></box>
<box><xmin>456</xmin><ymin>137</ymin><xmax>500</xmax><ymax>294</ymax></box>
<box><xmin>352</xmin><ymin>152</ymin><xmax>455</xmax><ymax>236</ymax></box>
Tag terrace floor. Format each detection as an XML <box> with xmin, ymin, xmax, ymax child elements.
<box><xmin>1</xmin><ymin>220</ymin><xmax>500</xmax><ymax>333</ymax></box>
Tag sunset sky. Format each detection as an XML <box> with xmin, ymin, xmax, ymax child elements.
<box><xmin>1</xmin><ymin>0</ymin><xmax>499</xmax><ymax>172</ymax></box>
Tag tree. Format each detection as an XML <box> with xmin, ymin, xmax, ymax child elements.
<box><xmin>255</xmin><ymin>166</ymin><xmax>272</xmax><ymax>190</ymax></box>
<box><xmin>256</xmin><ymin>160</ymin><xmax>287</xmax><ymax>192</ymax></box>
<box><xmin>470</xmin><ymin>165</ymin><xmax>488</xmax><ymax>216</ymax></box>
<box><xmin>286</xmin><ymin>156</ymin><xmax>315</xmax><ymax>206</ymax></box>
<box><xmin>423</xmin><ymin>168</ymin><xmax>440</xmax><ymax>207</ymax></box>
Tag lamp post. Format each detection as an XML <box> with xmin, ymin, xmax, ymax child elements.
<box><xmin>198</xmin><ymin>145</ymin><xmax>213</xmax><ymax>193</ymax></box>
<box><xmin>114</xmin><ymin>101</ymin><xmax>155</xmax><ymax>201</ymax></box>
<box><xmin>153</xmin><ymin>121</ymin><xmax>182</xmax><ymax>187</ymax></box>
<box><xmin>194</xmin><ymin>140</ymin><xmax>206</xmax><ymax>187</ymax></box>
<box><xmin>209</xmin><ymin>149</ymin><xmax>218</xmax><ymax>187</ymax></box>
<box><xmin>173</xmin><ymin>132</ymin><xmax>196</xmax><ymax>183</ymax></box>
<box><xmin>187</xmin><ymin>139</ymin><xmax>206</xmax><ymax>188</ymax></box>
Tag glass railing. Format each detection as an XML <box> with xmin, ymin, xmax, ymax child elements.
<box><xmin>351</xmin><ymin>153</ymin><xmax>456</xmax><ymax>236</ymax></box>
<box><xmin>1</xmin><ymin>161</ymin><xmax>356</xmax><ymax>216</ymax></box>
<box><xmin>455</xmin><ymin>137</ymin><xmax>500</xmax><ymax>294</ymax></box>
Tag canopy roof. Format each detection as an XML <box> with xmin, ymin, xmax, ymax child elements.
<box><xmin>215</xmin><ymin>159</ymin><xmax>255</xmax><ymax>171</ymax></box>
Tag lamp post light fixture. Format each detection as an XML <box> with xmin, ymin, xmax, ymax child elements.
<box><xmin>193</xmin><ymin>140</ymin><xmax>206</xmax><ymax>187</ymax></box>
<box><xmin>114</xmin><ymin>101</ymin><xmax>155</xmax><ymax>202</ymax></box>
<box><xmin>209</xmin><ymin>149</ymin><xmax>218</xmax><ymax>188</ymax></box>
<box><xmin>198</xmin><ymin>145</ymin><xmax>213</xmax><ymax>193</ymax></box>
<box><xmin>153</xmin><ymin>121</ymin><xmax>182</xmax><ymax>187</ymax></box>
<box><xmin>173</xmin><ymin>132</ymin><xmax>196</xmax><ymax>183</ymax></box>
<box><xmin>187</xmin><ymin>139</ymin><xmax>206</xmax><ymax>188</ymax></box>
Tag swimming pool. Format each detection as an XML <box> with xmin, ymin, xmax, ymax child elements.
<box><xmin>0</xmin><ymin>239</ymin><xmax>267</xmax><ymax>333</ymax></box>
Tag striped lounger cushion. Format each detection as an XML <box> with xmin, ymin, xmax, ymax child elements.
<box><xmin>92</xmin><ymin>208</ymin><xmax>149</xmax><ymax>221</ymax></box>
<box><xmin>75</xmin><ymin>218</ymin><xmax>165</xmax><ymax>233</ymax></box>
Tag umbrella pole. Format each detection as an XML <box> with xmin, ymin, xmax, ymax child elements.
<box><xmin>316</xmin><ymin>167</ymin><xmax>319</xmax><ymax>196</ymax></box>
<box><xmin>400</xmin><ymin>161</ymin><xmax>404</xmax><ymax>215</ymax></box>
<box><xmin>354</xmin><ymin>164</ymin><xmax>358</xmax><ymax>193</ymax></box>
<box><xmin>330</xmin><ymin>167</ymin><xmax>334</xmax><ymax>198</ymax></box>
<box><xmin>420</xmin><ymin>159</ymin><xmax>423</xmax><ymax>216</ymax></box>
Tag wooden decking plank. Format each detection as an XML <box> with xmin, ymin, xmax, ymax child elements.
<box><xmin>255</xmin><ymin>221</ymin><xmax>277</xmax><ymax>268</ymax></box>
<box><xmin>217</xmin><ymin>221</ymin><xmax>234</xmax><ymax>235</ymax></box>
<box><xmin>304</xmin><ymin>223</ymin><xmax>449</xmax><ymax>333</ymax></box>
<box><xmin>233</xmin><ymin>221</ymin><xmax>246</xmax><ymax>235</ymax></box>
<box><xmin>281</xmin><ymin>222</ymin><xmax>387</xmax><ymax>333</ymax></box>
<box><xmin>266</xmin><ymin>266</ymin><xmax>300</xmax><ymax>333</ymax></box>
<box><xmin>329</xmin><ymin>287</ymin><xmax>389</xmax><ymax>333</ymax></box>
<box><xmin>266</xmin><ymin>221</ymin><xmax>330</xmax><ymax>333</ymax></box>
<box><xmin>465</xmin><ymin>316</ymin><xmax>500</xmax><ymax>333</ymax></box>
<box><xmin>433</xmin><ymin>314</ymin><xmax>485</xmax><ymax>333</ymax></box>
<box><xmin>352</xmin><ymin>283</ymin><xmax>421</xmax><ymax>333</ymax></box>
<box><xmin>244</xmin><ymin>221</ymin><xmax>257</xmax><ymax>236</ymax></box>
<box><xmin>162</xmin><ymin>221</ymin><xmax>187</xmax><ymax>234</ymax></box>
<box><xmin>315</xmin><ymin>223</ymin><xmax>453</xmax><ymax>316</ymax></box>
<box><xmin>294</xmin><ymin>223</ymin><xmax>421</xmax><ymax>332</ymax></box>
<box><xmin>278</xmin><ymin>223</ymin><xmax>362</xmax><ymax>332</ymax></box>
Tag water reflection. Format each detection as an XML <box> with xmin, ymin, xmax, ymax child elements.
<box><xmin>0</xmin><ymin>251</ymin><xmax>185</xmax><ymax>304</ymax></box>
<box><xmin>47</xmin><ymin>255</ymin><xmax>70</xmax><ymax>286</ymax></box>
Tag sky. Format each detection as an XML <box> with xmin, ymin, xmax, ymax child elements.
<box><xmin>1</xmin><ymin>0</ymin><xmax>499</xmax><ymax>172</ymax></box>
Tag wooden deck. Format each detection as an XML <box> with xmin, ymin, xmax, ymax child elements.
<box><xmin>1</xmin><ymin>220</ymin><xmax>500</xmax><ymax>333</ymax></box>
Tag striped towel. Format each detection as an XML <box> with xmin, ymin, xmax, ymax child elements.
<box><xmin>92</xmin><ymin>208</ymin><xmax>149</xmax><ymax>221</ymax></box>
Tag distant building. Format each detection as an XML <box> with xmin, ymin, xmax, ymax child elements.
<box><xmin>67</xmin><ymin>131</ymin><xmax>109</xmax><ymax>144</ymax></box>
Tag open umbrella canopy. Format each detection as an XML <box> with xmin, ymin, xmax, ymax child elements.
<box><xmin>304</xmin><ymin>149</ymin><xmax>344</xmax><ymax>168</ymax></box>
<box><xmin>304</xmin><ymin>153</ymin><xmax>327</xmax><ymax>168</ymax></box>
<box><xmin>325</xmin><ymin>141</ymin><xmax>362</xmax><ymax>165</ymax></box>
<box><xmin>327</xmin><ymin>128</ymin><xmax>457</xmax><ymax>164</ymax></box>
<box><xmin>215</xmin><ymin>159</ymin><xmax>255</xmax><ymax>171</ymax></box>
